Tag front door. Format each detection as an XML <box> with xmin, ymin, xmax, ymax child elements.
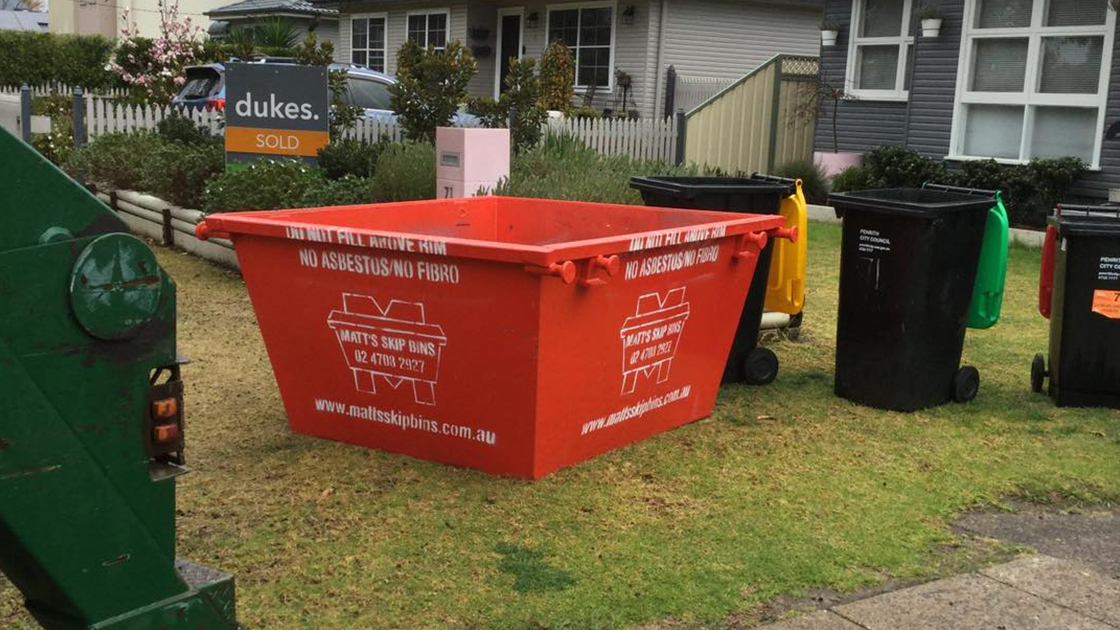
<box><xmin>495</xmin><ymin>9</ymin><xmax>523</xmax><ymax>97</ymax></box>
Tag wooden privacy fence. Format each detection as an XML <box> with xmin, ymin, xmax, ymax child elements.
<box><xmin>683</xmin><ymin>55</ymin><xmax>818</xmax><ymax>175</ymax></box>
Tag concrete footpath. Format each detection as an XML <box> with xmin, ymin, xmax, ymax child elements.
<box><xmin>763</xmin><ymin>555</ymin><xmax>1120</xmax><ymax>630</ymax></box>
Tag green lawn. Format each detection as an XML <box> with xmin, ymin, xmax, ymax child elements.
<box><xmin>3</xmin><ymin>221</ymin><xmax>1118</xmax><ymax>630</ymax></box>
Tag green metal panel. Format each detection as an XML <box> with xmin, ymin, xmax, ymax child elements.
<box><xmin>0</xmin><ymin>128</ymin><xmax>237</xmax><ymax>629</ymax></box>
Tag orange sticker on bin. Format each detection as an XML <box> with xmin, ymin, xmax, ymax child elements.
<box><xmin>197</xmin><ymin>196</ymin><xmax>788</xmax><ymax>479</ymax></box>
<box><xmin>1093</xmin><ymin>290</ymin><xmax>1120</xmax><ymax>319</ymax></box>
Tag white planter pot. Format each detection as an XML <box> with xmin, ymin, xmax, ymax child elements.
<box><xmin>921</xmin><ymin>18</ymin><xmax>942</xmax><ymax>37</ymax></box>
<box><xmin>821</xmin><ymin>30</ymin><xmax>839</xmax><ymax>47</ymax></box>
<box><xmin>814</xmin><ymin>151</ymin><xmax>863</xmax><ymax>178</ymax></box>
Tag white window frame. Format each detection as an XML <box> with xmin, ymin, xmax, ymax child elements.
<box><xmin>545</xmin><ymin>1</ymin><xmax>617</xmax><ymax>92</ymax></box>
<box><xmin>350</xmin><ymin>12</ymin><xmax>388</xmax><ymax>73</ymax></box>
<box><xmin>494</xmin><ymin>7</ymin><xmax>525</xmax><ymax>99</ymax></box>
<box><xmin>948</xmin><ymin>0</ymin><xmax>1115</xmax><ymax>169</ymax></box>
<box><xmin>406</xmin><ymin>8</ymin><xmax>451</xmax><ymax>51</ymax></box>
<box><xmin>845</xmin><ymin>0</ymin><xmax>914</xmax><ymax>101</ymax></box>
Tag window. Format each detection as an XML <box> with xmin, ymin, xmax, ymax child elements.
<box><xmin>950</xmin><ymin>0</ymin><xmax>1115</xmax><ymax>167</ymax></box>
<box><xmin>407</xmin><ymin>9</ymin><xmax>449</xmax><ymax>51</ymax></box>
<box><xmin>351</xmin><ymin>14</ymin><xmax>387</xmax><ymax>72</ymax></box>
<box><xmin>846</xmin><ymin>0</ymin><xmax>914</xmax><ymax>99</ymax></box>
<box><xmin>346</xmin><ymin>77</ymin><xmax>393</xmax><ymax>111</ymax></box>
<box><xmin>547</xmin><ymin>3</ymin><xmax>614</xmax><ymax>89</ymax></box>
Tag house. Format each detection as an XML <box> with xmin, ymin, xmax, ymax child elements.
<box><xmin>50</xmin><ymin>0</ymin><xmax>230</xmax><ymax>38</ymax></box>
<box><xmin>313</xmin><ymin>0</ymin><xmax>822</xmax><ymax>118</ymax></box>
<box><xmin>0</xmin><ymin>0</ymin><xmax>47</xmax><ymax>32</ymax></box>
<box><xmin>205</xmin><ymin>0</ymin><xmax>339</xmax><ymax>45</ymax></box>
<box><xmin>816</xmin><ymin>0</ymin><xmax>1120</xmax><ymax>200</ymax></box>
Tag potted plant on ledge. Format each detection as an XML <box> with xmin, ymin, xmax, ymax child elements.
<box><xmin>916</xmin><ymin>5</ymin><xmax>944</xmax><ymax>37</ymax></box>
<box><xmin>820</xmin><ymin>20</ymin><xmax>840</xmax><ymax>47</ymax></box>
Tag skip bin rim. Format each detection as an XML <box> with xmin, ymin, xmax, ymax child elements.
<box><xmin>201</xmin><ymin>195</ymin><xmax>786</xmax><ymax>267</ymax></box>
<box><xmin>629</xmin><ymin>176</ymin><xmax>795</xmax><ymax>199</ymax></box>
<box><xmin>830</xmin><ymin>188</ymin><xmax>995</xmax><ymax>218</ymax></box>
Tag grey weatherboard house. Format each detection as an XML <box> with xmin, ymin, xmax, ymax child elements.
<box><xmin>817</xmin><ymin>0</ymin><xmax>1120</xmax><ymax>200</ymax></box>
<box><xmin>312</xmin><ymin>0</ymin><xmax>823</xmax><ymax>118</ymax></box>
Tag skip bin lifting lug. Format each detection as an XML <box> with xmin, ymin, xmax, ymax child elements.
<box><xmin>577</xmin><ymin>255</ymin><xmax>621</xmax><ymax>288</ymax></box>
<box><xmin>524</xmin><ymin>260</ymin><xmax>578</xmax><ymax>284</ymax></box>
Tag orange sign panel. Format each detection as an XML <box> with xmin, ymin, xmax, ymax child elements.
<box><xmin>1092</xmin><ymin>290</ymin><xmax>1120</xmax><ymax>319</ymax></box>
<box><xmin>225</xmin><ymin>126</ymin><xmax>329</xmax><ymax>158</ymax></box>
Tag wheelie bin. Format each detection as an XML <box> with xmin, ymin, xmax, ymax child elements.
<box><xmin>828</xmin><ymin>186</ymin><xmax>999</xmax><ymax>412</ymax></box>
<box><xmin>629</xmin><ymin>175</ymin><xmax>803</xmax><ymax>386</ymax></box>
<box><xmin>197</xmin><ymin>196</ymin><xmax>792</xmax><ymax>479</ymax></box>
<box><xmin>1032</xmin><ymin>204</ymin><xmax>1120</xmax><ymax>408</ymax></box>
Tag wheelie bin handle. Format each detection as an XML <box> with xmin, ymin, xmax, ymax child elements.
<box><xmin>921</xmin><ymin>183</ymin><xmax>1001</xmax><ymax>199</ymax></box>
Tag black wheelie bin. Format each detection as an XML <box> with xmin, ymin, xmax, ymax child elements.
<box><xmin>1033</xmin><ymin>204</ymin><xmax>1120</xmax><ymax>408</ymax></box>
<box><xmin>828</xmin><ymin>186</ymin><xmax>996</xmax><ymax>411</ymax></box>
<box><xmin>630</xmin><ymin>175</ymin><xmax>795</xmax><ymax>385</ymax></box>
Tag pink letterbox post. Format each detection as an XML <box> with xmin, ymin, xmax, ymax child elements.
<box><xmin>435</xmin><ymin>127</ymin><xmax>511</xmax><ymax>198</ymax></box>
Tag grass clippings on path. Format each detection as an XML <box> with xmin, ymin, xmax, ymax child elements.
<box><xmin>2</xmin><ymin>221</ymin><xmax>1118</xmax><ymax>630</ymax></box>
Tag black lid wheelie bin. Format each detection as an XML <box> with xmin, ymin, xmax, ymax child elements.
<box><xmin>1032</xmin><ymin>205</ymin><xmax>1120</xmax><ymax>408</ymax></box>
<box><xmin>828</xmin><ymin>187</ymin><xmax>995</xmax><ymax>412</ymax></box>
<box><xmin>630</xmin><ymin>175</ymin><xmax>795</xmax><ymax>386</ymax></box>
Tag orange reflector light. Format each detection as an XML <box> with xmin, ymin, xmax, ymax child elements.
<box><xmin>153</xmin><ymin>423</ymin><xmax>179</xmax><ymax>444</ymax></box>
<box><xmin>152</xmin><ymin>397</ymin><xmax>179</xmax><ymax>419</ymax></box>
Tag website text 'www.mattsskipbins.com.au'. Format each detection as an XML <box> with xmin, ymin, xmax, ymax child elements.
<box><xmin>581</xmin><ymin>385</ymin><xmax>691</xmax><ymax>436</ymax></box>
<box><xmin>313</xmin><ymin>398</ymin><xmax>496</xmax><ymax>445</ymax></box>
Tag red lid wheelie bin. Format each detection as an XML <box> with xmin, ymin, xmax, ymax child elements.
<box><xmin>629</xmin><ymin>175</ymin><xmax>798</xmax><ymax>386</ymax></box>
<box><xmin>828</xmin><ymin>188</ymin><xmax>995</xmax><ymax>412</ymax></box>
<box><xmin>198</xmin><ymin>196</ymin><xmax>790</xmax><ymax>479</ymax></box>
<box><xmin>1032</xmin><ymin>205</ymin><xmax>1120</xmax><ymax>408</ymax></box>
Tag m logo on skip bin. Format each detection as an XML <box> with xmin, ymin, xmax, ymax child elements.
<box><xmin>619</xmin><ymin>288</ymin><xmax>690</xmax><ymax>394</ymax></box>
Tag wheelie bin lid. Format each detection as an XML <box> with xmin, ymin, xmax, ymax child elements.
<box><xmin>829</xmin><ymin>186</ymin><xmax>996</xmax><ymax>218</ymax></box>
<box><xmin>630</xmin><ymin>175</ymin><xmax>796</xmax><ymax>199</ymax></box>
<box><xmin>1052</xmin><ymin>204</ymin><xmax>1120</xmax><ymax>237</ymax></box>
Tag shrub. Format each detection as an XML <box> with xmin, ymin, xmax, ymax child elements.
<box><xmin>317</xmin><ymin>139</ymin><xmax>388</xmax><ymax>179</ymax></box>
<box><xmin>143</xmin><ymin>138</ymin><xmax>224</xmax><ymax>207</ymax></box>
<box><xmin>862</xmin><ymin>145</ymin><xmax>951</xmax><ymax>188</ymax></box>
<box><xmin>468</xmin><ymin>57</ymin><xmax>546</xmax><ymax>154</ymax></box>
<box><xmin>0</xmin><ymin>31</ymin><xmax>116</xmax><ymax>89</ymax></box>
<box><xmin>539</xmin><ymin>40</ymin><xmax>575</xmax><ymax>113</ymax></box>
<box><xmin>300</xmin><ymin>174</ymin><xmax>375</xmax><ymax>207</ymax></box>
<box><xmin>569</xmin><ymin>106</ymin><xmax>601</xmax><ymax>119</ymax></box>
<box><xmin>31</xmin><ymin>94</ymin><xmax>74</xmax><ymax>165</ymax></box>
<box><xmin>829</xmin><ymin>165</ymin><xmax>872</xmax><ymax>193</ymax></box>
<box><xmin>954</xmin><ymin>157</ymin><xmax>1084</xmax><ymax>227</ymax></box>
<box><xmin>156</xmin><ymin>112</ymin><xmax>213</xmax><ymax>146</ymax></box>
<box><xmin>773</xmin><ymin>158</ymin><xmax>829</xmax><ymax>205</ymax></box>
<box><xmin>370</xmin><ymin>142</ymin><xmax>436</xmax><ymax>202</ymax></box>
<box><xmin>494</xmin><ymin>132</ymin><xmax>698</xmax><ymax>204</ymax></box>
<box><xmin>64</xmin><ymin>131</ymin><xmax>164</xmax><ymax>191</ymax></box>
<box><xmin>202</xmin><ymin>160</ymin><xmax>326</xmax><ymax>213</ymax></box>
<box><xmin>389</xmin><ymin>40</ymin><xmax>477</xmax><ymax>144</ymax></box>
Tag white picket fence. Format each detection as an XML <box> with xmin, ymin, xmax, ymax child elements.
<box><xmin>9</xmin><ymin>97</ymin><xmax>680</xmax><ymax>163</ymax></box>
<box><xmin>0</xmin><ymin>84</ymin><xmax>131</xmax><ymax>99</ymax></box>
<box><xmin>545</xmin><ymin>116</ymin><xmax>679</xmax><ymax>162</ymax></box>
<box><xmin>85</xmin><ymin>100</ymin><xmax>224</xmax><ymax>138</ymax></box>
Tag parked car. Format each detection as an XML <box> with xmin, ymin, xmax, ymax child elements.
<box><xmin>172</xmin><ymin>60</ymin><xmax>475</xmax><ymax>124</ymax></box>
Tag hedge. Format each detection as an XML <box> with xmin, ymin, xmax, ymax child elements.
<box><xmin>0</xmin><ymin>31</ymin><xmax>116</xmax><ymax>89</ymax></box>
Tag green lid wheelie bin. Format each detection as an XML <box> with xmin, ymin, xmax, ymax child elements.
<box><xmin>630</xmin><ymin>175</ymin><xmax>796</xmax><ymax>386</ymax></box>
<box><xmin>828</xmin><ymin>187</ymin><xmax>996</xmax><ymax>412</ymax></box>
<box><xmin>1032</xmin><ymin>204</ymin><xmax>1120</xmax><ymax>408</ymax></box>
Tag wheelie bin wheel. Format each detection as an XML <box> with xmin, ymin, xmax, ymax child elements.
<box><xmin>744</xmin><ymin>347</ymin><xmax>779</xmax><ymax>386</ymax></box>
<box><xmin>953</xmin><ymin>366</ymin><xmax>980</xmax><ymax>403</ymax></box>
<box><xmin>1031</xmin><ymin>354</ymin><xmax>1048</xmax><ymax>393</ymax></box>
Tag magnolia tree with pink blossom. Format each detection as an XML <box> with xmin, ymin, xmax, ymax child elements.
<box><xmin>110</xmin><ymin>0</ymin><xmax>203</xmax><ymax>104</ymax></box>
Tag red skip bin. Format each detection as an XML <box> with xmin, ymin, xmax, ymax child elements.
<box><xmin>198</xmin><ymin>196</ymin><xmax>788</xmax><ymax>479</ymax></box>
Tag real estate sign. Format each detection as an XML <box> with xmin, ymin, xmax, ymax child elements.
<box><xmin>224</xmin><ymin>63</ymin><xmax>329</xmax><ymax>165</ymax></box>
